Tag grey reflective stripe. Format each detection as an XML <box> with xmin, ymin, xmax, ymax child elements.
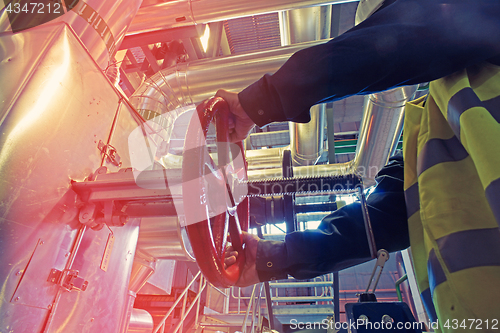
<box><xmin>437</xmin><ymin>227</ymin><xmax>500</xmax><ymax>275</ymax></box>
<box><xmin>485</xmin><ymin>178</ymin><xmax>500</xmax><ymax>227</ymax></box>
<box><xmin>447</xmin><ymin>87</ymin><xmax>483</xmax><ymax>139</ymax></box>
<box><xmin>447</xmin><ymin>88</ymin><xmax>500</xmax><ymax>137</ymax></box>
<box><xmin>420</xmin><ymin>288</ymin><xmax>438</xmax><ymax>323</ymax></box>
<box><xmin>483</xmin><ymin>95</ymin><xmax>500</xmax><ymax>123</ymax></box>
<box><xmin>416</xmin><ymin>137</ymin><xmax>468</xmax><ymax>176</ymax></box>
<box><xmin>404</xmin><ymin>182</ymin><xmax>419</xmax><ymax>218</ymax></box>
<box><xmin>427</xmin><ymin>249</ymin><xmax>447</xmax><ymax>292</ymax></box>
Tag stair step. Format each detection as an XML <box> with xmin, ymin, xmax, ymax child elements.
<box><xmin>200</xmin><ymin>313</ymin><xmax>259</xmax><ymax>327</ymax></box>
<box><xmin>272</xmin><ymin>304</ymin><xmax>334</xmax><ymax>325</ymax></box>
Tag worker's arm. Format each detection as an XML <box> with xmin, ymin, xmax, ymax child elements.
<box><xmin>239</xmin><ymin>0</ymin><xmax>500</xmax><ymax>127</ymax></box>
<box><xmin>254</xmin><ymin>154</ymin><xmax>409</xmax><ymax>282</ymax></box>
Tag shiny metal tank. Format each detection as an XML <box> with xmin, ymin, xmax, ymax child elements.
<box><xmin>0</xmin><ymin>23</ymin><xmax>144</xmax><ymax>332</ymax></box>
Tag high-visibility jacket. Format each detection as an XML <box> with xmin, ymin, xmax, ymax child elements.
<box><xmin>403</xmin><ymin>62</ymin><xmax>500</xmax><ymax>332</ymax></box>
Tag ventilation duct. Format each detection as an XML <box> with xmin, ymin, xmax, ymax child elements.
<box><xmin>280</xmin><ymin>6</ymin><xmax>332</xmax><ymax>166</ymax></box>
<box><xmin>0</xmin><ymin>0</ymin><xmax>143</xmax><ymax>70</ymax></box>
<box><xmin>128</xmin><ymin>0</ymin><xmax>357</xmax><ymax>35</ymax></box>
<box><xmin>130</xmin><ymin>39</ymin><xmax>329</xmax><ymax>114</ymax></box>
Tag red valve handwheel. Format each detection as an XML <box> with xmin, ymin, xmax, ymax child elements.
<box><xmin>182</xmin><ymin>97</ymin><xmax>249</xmax><ymax>288</ymax></box>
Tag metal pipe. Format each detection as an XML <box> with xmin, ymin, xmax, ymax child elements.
<box><xmin>0</xmin><ymin>0</ymin><xmax>143</xmax><ymax>70</ymax></box>
<box><xmin>395</xmin><ymin>274</ymin><xmax>408</xmax><ymax>302</ymax></box>
<box><xmin>194</xmin><ymin>276</ymin><xmax>204</xmax><ymax>328</ymax></box>
<box><xmin>280</xmin><ymin>6</ymin><xmax>331</xmax><ymax>166</ymax></box>
<box><xmin>130</xmin><ymin>24</ymin><xmax>417</xmax><ymax>188</ymax></box>
<box><xmin>128</xmin><ymin>251</ymin><xmax>156</xmax><ymax>294</ymax></box>
<box><xmin>352</xmin><ymin>85</ymin><xmax>417</xmax><ymax>182</ymax></box>
<box><xmin>271</xmin><ymin>296</ymin><xmax>333</xmax><ymax>302</ymax></box>
<box><xmin>269</xmin><ymin>281</ymin><xmax>334</xmax><ymax>288</ymax></box>
<box><xmin>242</xmin><ymin>283</ymin><xmax>258</xmax><ymax>332</ymax></box>
<box><xmin>130</xmin><ymin>39</ymin><xmax>332</xmax><ymax>113</ymax></box>
<box><xmin>128</xmin><ymin>0</ymin><xmax>357</xmax><ymax>35</ymax></box>
<box><xmin>137</xmin><ymin>217</ymin><xmax>195</xmax><ymax>261</ymax></box>
<box><xmin>127</xmin><ymin>309</ymin><xmax>154</xmax><ymax>333</ymax></box>
<box><xmin>289</xmin><ymin>104</ymin><xmax>326</xmax><ymax>166</ymax></box>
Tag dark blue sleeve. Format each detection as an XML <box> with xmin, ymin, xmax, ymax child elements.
<box><xmin>256</xmin><ymin>154</ymin><xmax>409</xmax><ymax>281</ymax></box>
<box><xmin>239</xmin><ymin>0</ymin><xmax>500</xmax><ymax>126</ymax></box>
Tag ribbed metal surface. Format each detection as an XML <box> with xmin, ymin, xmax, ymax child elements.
<box><xmin>224</xmin><ymin>13</ymin><xmax>281</xmax><ymax>54</ymax></box>
<box><xmin>247</xmin><ymin>175</ymin><xmax>361</xmax><ymax>196</ymax></box>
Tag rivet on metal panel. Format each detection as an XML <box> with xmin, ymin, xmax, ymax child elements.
<box><xmin>382</xmin><ymin>314</ymin><xmax>394</xmax><ymax>323</ymax></box>
<box><xmin>14</xmin><ymin>297</ymin><xmax>20</xmax><ymax>302</ymax></box>
<box><xmin>40</xmin><ymin>241</ymin><xmax>44</xmax><ymax>245</ymax></box>
<box><xmin>47</xmin><ymin>304</ymin><xmax>52</xmax><ymax>309</ymax></box>
<box><xmin>15</xmin><ymin>271</ymin><xmax>22</xmax><ymax>276</ymax></box>
<box><xmin>358</xmin><ymin>314</ymin><xmax>369</xmax><ymax>325</ymax></box>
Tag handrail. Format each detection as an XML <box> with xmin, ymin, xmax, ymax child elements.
<box><xmin>241</xmin><ymin>284</ymin><xmax>258</xmax><ymax>332</ymax></box>
<box><xmin>395</xmin><ymin>274</ymin><xmax>408</xmax><ymax>302</ymax></box>
<box><xmin>153</xmin><ymin>271</ymin><xmax>203</xmax><ymax>333</ymax></box>
<box><xmin>241</xmin><ymin>283</ymin><xmax>265</xmax><ymax>333</ymax></box>
<box><xmin>172</xmin><ymin>278</ymin><xmax>207</xmax><ymax>333</ymax></box>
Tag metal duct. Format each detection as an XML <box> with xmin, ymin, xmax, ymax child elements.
<box><xmin>354</xmin><ymin>85</ymin><xmax>417</xmax><ymax>181</ymax></box>
<box><xmin>128</xmin><ymin>0</ymin><xmax>357</xmax><ymax>35</ymax></box>
<box><xmin>127</xmin><ymin>309</ymin><xmax>154</xmax><ymax>333</ymax></box>
<box><xmin>0</xmin><ymin>0</ymin><xmax>143</xmax><ymax>70</ymax></box>
<box><xmin>130</xmin><ymin>35</ymin><xmax>416</xmax><ymax>186</ymax></box>
<box><xmin>137</xmin><ymin>216</ymin><xmax>195</xmax><ymax>261</ymax></box>
<box><xmin>129</xmin><ymin>251</ymin><xmax>157</xmax><ymax>294</ymax></box>
<box><xmin>289</xmin><ymin>105</ymin><xmax>326</xmax><ymax>166</ymax></box>
<box><xmin>280</xmin><ymin>6</ymin><xmax>331</xmax><ymax>166</ymax></box>
<box><xmin>130</xmin><ymin>39</ymin><xmax>330</xmax><ymax>113</ymax></box>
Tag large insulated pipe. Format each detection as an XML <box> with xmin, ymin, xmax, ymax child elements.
<box><xmin>130</xmin><ymin>36</ymin><xmax>417</xmax><ymax>186</ymax></box>
<box><xmin>128</xmin><ymin>0</ymin><xmax>357</xmax><ymax>35</ymax></box>
<box><xmin>127</xmin><ymin>309</ymin><xmax>154</xmax><ymax>333</ymax></box>
<box><xmin>353</xmin><ymin>86</ymin><xmax>417</xmax><ymax>181</ymax></box>
<box><xmin>0</xmin><ymin>0</ymin><xmax>143</xmax><ymax>70</ymax></box>
<box><xmin>280</xmin><ymin>6</ymin><xmax>331</xmax><ymax>166</ymax></box>
<box><xmin>130</xmin><ymin>39</ymin><xmax>331</xmax><ymax>114</ymax></box>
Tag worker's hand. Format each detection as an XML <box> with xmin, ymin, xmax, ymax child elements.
<box><xmin>224</xmin><ymin>231</ymin><xmax>261</xmax><ymax>287</ymax></box>
<box><xmin>215</xmin><ymin>89</ymin><xmax>256</xmax><ymax>142</ymax></box>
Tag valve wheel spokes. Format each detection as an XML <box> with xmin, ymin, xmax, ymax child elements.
<box><xmin>182</xmin><ymin>97</ymin><xmax>249</xmax><ymax>288</ymax></box>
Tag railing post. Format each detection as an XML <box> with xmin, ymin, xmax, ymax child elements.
<box><xmin>153</xmin><ymin>271</ymin><xmax>202</xmax><ymax>333</ymax></box>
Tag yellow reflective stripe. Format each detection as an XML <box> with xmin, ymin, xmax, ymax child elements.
<box><xmin>403</xmin><ymin>95</ymin><xmax>425</xmax><ymax>191</ymax></box>
<box><xmin>459</xmin><ymin>107</ymin><xmax>500</xmax><ymax>191</ymax></box>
